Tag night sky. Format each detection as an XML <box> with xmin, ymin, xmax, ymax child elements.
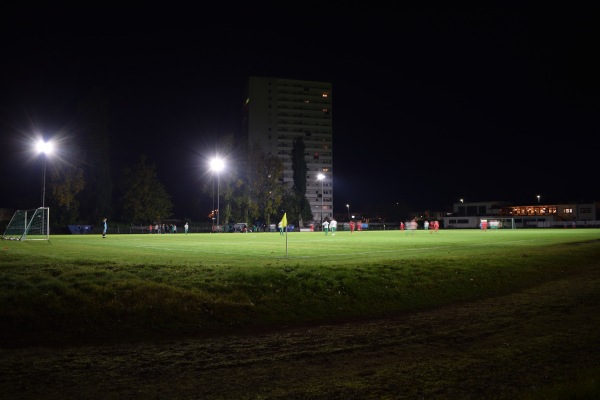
<box><xmin>1</xmin><ymin>7</ymin><xmax>598</xmax><ymax>219</ymax></box>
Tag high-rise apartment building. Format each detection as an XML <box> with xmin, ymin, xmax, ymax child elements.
<box><xmin>243</xmin><ymin>76</ymin><xmax>333</xmax><ymax>226</ymax></box>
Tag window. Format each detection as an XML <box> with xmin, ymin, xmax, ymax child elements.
<box><xmin>563</xmin><ymin>208</ymin><xmax>573</xmax><ymax>214</ymax></box>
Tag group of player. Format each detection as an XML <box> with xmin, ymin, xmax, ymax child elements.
<box><xmin>321</xmin><ymin>218</ymin><xmax>365</xmax><ymax>235</ymax></box>
<box><xmin>149</xmin><ymin>223</ymin><xmax>177</xmax><ymax>234</ymax></box>
<box><xmin>400</xmin><ymin>219</ymin><xmax>439</xmax><ymax>233</ymax></box>
<box><xmin>148</xmin><ymin>222</ymin><xmax>190</xmax><ymax>234</ymax></box>
<box><xmin>348</xmin><ymin>220</ymin><xmax>363</xmax><ymax>233</ymax></box>
<box><xmin>322</xmin><ymin>218</ymin><xmax>337</xmax><ymax>235</ymax></box>
<box><xmin>423</xmin><ymin>220</ymin><xmax>440</xmax><ymax>232</ymax></box>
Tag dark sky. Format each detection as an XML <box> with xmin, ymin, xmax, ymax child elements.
<box><xmin>1</xmin><ymin>7</ymin><xmax>598</xmax><ymax>219</ymax></box>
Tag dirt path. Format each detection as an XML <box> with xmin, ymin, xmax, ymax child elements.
<box><xmin>2</xmin><ymin>269</ymin><xmax>599</xmax><ymax>400</ymax></box>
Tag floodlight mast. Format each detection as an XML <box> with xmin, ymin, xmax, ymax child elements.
<box><xmin>317</xmin><ymin>173</ymin><xmax>325</xmax><ymax>228</ymax></box>
<box><xmin>212</xmin><ymin>177</ymin><xmax>215</xmax><ymax>230</ymax></box>
<box><xmin>36</xmin><ymin>139</ymin><xmax>53</xmax><ymax>209</ymax></box>
<box><xmin>42</xmin><ymin>155</ymin><xmax>47</xmax><ymax>208</ymax></box>
<box><xmin>210</xmin><ymin>157</ymin><xmax>225</xmax><ymax>231</ymax></box>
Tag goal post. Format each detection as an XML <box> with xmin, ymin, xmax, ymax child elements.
<box><xmin>1</xmin><ymin>207</ymin><xmax>50</xmax><ymax>240</ymax></box>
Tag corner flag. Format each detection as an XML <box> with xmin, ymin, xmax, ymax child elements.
<box><xmin>280</xmin><ymin>213</ymin><xmax>288</xmax><ymax>228</ymax></box>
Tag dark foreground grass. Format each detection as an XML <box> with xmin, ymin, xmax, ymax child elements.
<box><xmin>1</xmin><ymin>228</ymin><xmax>599</xmax><ymax>347</ymax></box>
<box><xmin>1</xmin><ymin>228</ymin><xmax>600</xmax><ymax>399</ymax></box>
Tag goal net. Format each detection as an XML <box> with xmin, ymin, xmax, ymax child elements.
<box><xmin>2</xmin><ymin>207</ymin><xmax>50</xmax><ymax>240</ymax></box>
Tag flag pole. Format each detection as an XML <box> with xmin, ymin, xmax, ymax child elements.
<box><xmin>280</xmin><ymin>212</ymin><xmax>288</xmax><ymax>258</ymax></box>
<box><xmin>285</xmin><ymin>224</ymin><xmax>288</xmax><ymax>258</ymax></box>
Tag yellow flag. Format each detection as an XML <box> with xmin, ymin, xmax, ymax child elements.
<box><xmin>280</xmin><ymin>213</ymin><xmax>288</xmax><ymax>227</ymax></box>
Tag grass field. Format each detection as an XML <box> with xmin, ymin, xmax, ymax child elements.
<box><xmin>2</xmin><ymin>228</ymin><xmax>600</xmax><ymax>345</ymax></box>
<box><xmin>4</xmin><ymin>226</ymin><xmax>600</xmax><ymax>266</ymax></box>
<box><xmin>1</xmin><ymin>228</ymin><xmax>599</xmax><ymax>398</ymax></box>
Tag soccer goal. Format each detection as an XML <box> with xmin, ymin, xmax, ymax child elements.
<box><xmin>488</xmin><ymin>218</ymin><xmax>516</xmax><ymax>229</ymax></box>
<box><xmin>2</xmin><ymin>207</ymin><xmax>50</xmax><ymax>240</ymax></box>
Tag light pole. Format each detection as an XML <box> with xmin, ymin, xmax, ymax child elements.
<box><xmin>36</xmin><ymin>139</ymin><xmax>53</xmax><ymax>208</ymax></box>
<box><xmin>317</xmin><ymin>173</ymin><xmax>325</xmax><ymax>227</ymax></box>
<box><xmin>537</xmin><ymin>195</ymin><xmax>540</xmax><ymax>204</ymax></box>
<box><xmin>346</xmin><ymin>204</ymin><xmax>350</xmax><ymax>221</ymax></box>
<box><xmin>210</xmin><ymin>157</ymin><xmax>224</xmax><ymax>231</ymax></box>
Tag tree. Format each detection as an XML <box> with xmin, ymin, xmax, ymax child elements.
<box><xmin>245</xmin><ymin>143</ymin><xmax>285</xmax><ymax>227</ymax></box>
<box><xmin>119</xmin><ymin>155</ymin><xmax>173</xmax><ymax>224</ymax></box>
<box><xmin>49</xmin><ymin>164</ymin><xmax>86</xmax><ymax>225</ymax></box>
<box><xmin>291</xmin><ymin>137</ymin><xmax>313</xmax><ymax>227</ymax></box>
<box><xmin>77</xmin><ymin>87</ymin><xmax>113</xmax><ymax>223</ymax></box>
<box><xmin>280</xmin><ymin>186</ymin><xmax>299</xmax><ymax>224</ymax></box>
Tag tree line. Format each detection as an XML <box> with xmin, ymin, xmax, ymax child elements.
<box><xmin>46</xmin><ymin>133</ymin><xmax>314</xmax><ymax>230</ymax></box>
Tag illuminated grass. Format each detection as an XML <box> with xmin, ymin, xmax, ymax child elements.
<box><xmin>1</xmin><ymin>229</ymin><xmax>599</xmax><ymax>346</ymax></box>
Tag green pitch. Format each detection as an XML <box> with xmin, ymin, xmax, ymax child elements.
<box><xmin>1</xmin><ymin>228</ymin><xmax>600</xmax><ymax>348</ymax></box>
<box><xmin>3</xmin><ymin>228</ymin><xmax>600</xmax><ymax>267</ymax></box>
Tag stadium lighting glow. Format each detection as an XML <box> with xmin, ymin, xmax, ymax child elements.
<box><xmin>210</xmin><ymin>157</ymin><xmax>225</xmax><ymax>230</ymax></box>
<box><xmin>317</xmin><ymin>173</ymin><xmax>325</xmax><ymax>227</ymax></box>
<box><xmin>36</xmin><ymin>139</ymin><xmax>54</xmax><ymax>208</ymax></box>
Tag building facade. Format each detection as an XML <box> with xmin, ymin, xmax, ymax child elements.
<box><xmin>443</xmin><ymin>200</ymin><xmax>600</xmax><ymax>228</ymax></box>
<box><xmin>243</xmin><ymin>76</ymin><xmax>333</xmax><ymax>226</ymax></box>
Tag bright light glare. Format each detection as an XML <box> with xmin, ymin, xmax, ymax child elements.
<box><xmin>36</xmin><ymin>140</ymin><xmax>53</xmax><ymax>154</ymax></box>
<box><xmin>317</xmin><ymin>173</ymin><xmax>325</xmax><ymax>180</ymax></box>
<box><xmin>210</xmin><ymin>157</ymin><xmax>224</xmax><ymax>172</ymax></box>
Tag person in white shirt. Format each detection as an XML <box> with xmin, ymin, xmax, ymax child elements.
<box><xmin>330</xmin><ymin>218</ymin><xmax>337</xmax><ymax>235</ymax></box>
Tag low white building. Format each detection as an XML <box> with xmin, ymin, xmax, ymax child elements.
<box><xmin>442</xmin><ymin>201</ymin><xmax>599</xmax><ymax>228</ymax></box>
